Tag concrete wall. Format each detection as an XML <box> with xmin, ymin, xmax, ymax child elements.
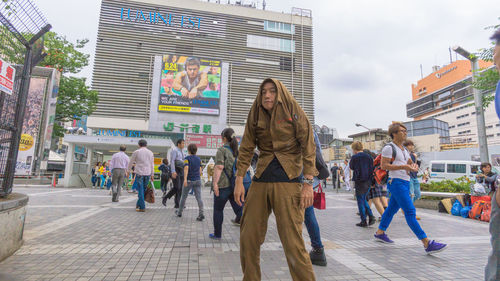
<box><xmin>0</xmin><ymin>193</ymin><xmax>28</xmax><ymax>262</ymax></box>
<box><xmin>408</xmin><ymin>134</ymin><xmax>440</xmax><ymax>152</ymax></box>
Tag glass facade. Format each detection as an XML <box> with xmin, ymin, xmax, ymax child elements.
<box><xmin>403</xmin><ymin>118</ymin><xmax>449</xmax><ymax>138</ymax></box>
<box><xmin>264</xmin><ymin>20</ymin><xmax>295</xmax><ymax>34</ymax></box>
<box><xmin>247</xmin><ymin>35</ymin><xmax>296</xmax><ymax>53</ymax></box>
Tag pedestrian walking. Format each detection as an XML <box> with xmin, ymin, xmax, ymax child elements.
<box><xmin>330</xmin><ymin>163</ymin><xmax>339</xmax><ymax>189</ymax></box>
<box><xmin>343</xmin><ymin>159</ymin><xmax>352</xmax><ymax>191</ymax></box>
<box><xmin>163</xmin><ymin>139</ymin><xmax>185</xmax><ymax>209</ymax></box>
<box><xmin>99</xmin><ymin>162</ymin><xmax>108</xmax><ymax>189</ymax></box>
<box><xmin>127</xmin><ymin>139</ymin><xmax>154</xmax><ymax>212</ymax></box>
<box><xmin>404</xmin><ymin>140</ymin><xmax>422</xmax><ymax>220</ymax></box>
<box><xmin>234</xmin><ymin>78</ymin><xmax>316</xmax><ymax>281</ymax></box>
<box><xmin>209</xmin><ymin>128</ymin><xmax>243</xmax><ymax>239</ymax></box>
<box><xmin>485</xmin><ymin>27</ymin><xmax>500</xmax><ymax>281</ymax></box>
<box><xmin>109</xmin><ymin>145</ymin><xmax>130</xmax><ymax>202</ymax></box>
<box><xmin>374</xmin><ymin>123</ymin><xmax>447</xmax><ymax>254</ymax></box>
<box><xmin>92</xmin><ymin>162</ymin><xmax>101</xmax><ymax>188</ymax></box>
<box><xmin>177</xmin><ymin>144</ymin><xmax>204</xmax><ymax>220</ymax></box>
<box><xmin>158</xmin><ymin>158</ymin><xmax>171</xmax><ymax>197</ymax></box>
<box><xmin>350</xmin><ymin>141</ymin><xmax>376</xmax><ymax>227</ymax></box>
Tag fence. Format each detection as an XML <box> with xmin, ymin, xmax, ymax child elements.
<box><xmin>0</xmin><ymin>0</ymin><xmax>51</xmax><ymax>197</ymax></box>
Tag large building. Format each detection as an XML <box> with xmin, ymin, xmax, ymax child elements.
<box><xmin>62</xmin><ymin>0</ymin><xmax>314</xmax><ymax>186</ymax></box>
<box><xmin>406</xmin><ymin>60</ymin><xmax>496</xmax><ymax>148</ymax></box>
<box><xmin>88</xmin><ymin>0</ymin><xmax>314</xmax><ymax>134</ymax></box>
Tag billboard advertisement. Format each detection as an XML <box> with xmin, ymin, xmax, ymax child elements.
<box><xmin>185</xmin><ymin>134</ymin><xmax>224</xmax><ymax>149</ymax></box>
<box><xmin>158</xmin><ymin>55</ymin><xmax>221</xmax><ymax>115</ymax></box>
<box><xmin>16</xmin><ymin>77</ymin><xmax>47</xmax><ymax>175</ymax></box>
<box><xmin>0</xmin><ymin>58</ymin><xmax>16</xmax><ymax>95</ymax></box>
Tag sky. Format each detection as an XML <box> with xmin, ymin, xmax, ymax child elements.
<box><xmin>34</xmin><ymin>0</ymin><xmax>499</xmax><ymax>138</ymax></box>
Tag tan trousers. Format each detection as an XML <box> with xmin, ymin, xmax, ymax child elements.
<box><xmin>240</xmin><ymin>181</ymin><xmax>315</xmax><ymax>281</ymax></box>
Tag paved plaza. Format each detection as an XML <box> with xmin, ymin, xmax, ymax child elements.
<box><xmin>0</xmin><ymin>185</ymin><xmax>492</xmax><ymax>281</ymax></box>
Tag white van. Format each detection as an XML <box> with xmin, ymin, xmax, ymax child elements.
<box><xmin>429</xmin><ymin>160</ymin><xmax>481</xmax><ymax>182</ymax></box>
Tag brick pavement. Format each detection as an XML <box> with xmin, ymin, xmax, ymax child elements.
<box><xmin>0</xmin><ymin>184</ymin><xmax>491</xmax><ymax>281</ymax></box>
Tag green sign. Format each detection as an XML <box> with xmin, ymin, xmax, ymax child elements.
<box><xmin>163</xmin><ymin>122</ymin><xmax>212</xmax><ymax>134</ymax></box>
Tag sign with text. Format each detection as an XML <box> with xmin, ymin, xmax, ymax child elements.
<box><xmin>158</xmin><ymin>55</ymin><xmax>221</xmax><ymax>115</ymax></box>
<box><xmin>185</xmin><ymin>134</ymin><xmax>223</xmax><ymax>149</ymax></box>
<box><xmin>0</xmin><ymin>58</ymin><xmax>16</xmax><ymax>95</ymax></box>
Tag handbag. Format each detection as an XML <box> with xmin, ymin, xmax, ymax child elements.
<box><xmin>313</xmin><ymin>183</ymin><xmax>326</xmax><ymax>210</ymax></box>
<box><xmin>145</xmin><ymin>183</ymin><xmax>155</xmax><ymax>204</ymax></box>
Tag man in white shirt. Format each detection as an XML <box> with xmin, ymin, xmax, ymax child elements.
<box><xmin>127</xmin><ymin>139</ymin><xmax>154</xmax><ymax>212</ymax></box>
<box><xmin>374</xmin><ymin>123</ymin><xmax>447</xmax><ymax>255</ymax></box>
<box><xmin>109</xmin><ymin>145</ymin><xmax>130</xmax><ymax>202</ymax></box>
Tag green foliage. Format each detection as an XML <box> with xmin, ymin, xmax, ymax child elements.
<box><xmin>53</xmin><ymin>76</ymin><xmax>98</xmax><ymax>137</ymax></box>
<box><xmin>42</xmin><ymin>32</ymin><xmax>89</xmax><ymax>74</ymax></box>
<box><xmin>473</xmin><ymin>18</ymin><xmax>500</xmax><ymax>109</ymax></box>
<box><xmin>420</xmin><ymin>176</ymin><xmax>472</xmax><ymax>193</ymax></box>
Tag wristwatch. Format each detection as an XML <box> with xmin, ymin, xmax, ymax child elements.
<box><xmin>304</xmin><ymin>178</ymin><xmax>314</xmax><ymax>186</ymax></box>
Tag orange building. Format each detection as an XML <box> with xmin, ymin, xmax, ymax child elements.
<box><xmin>407</xmin><ymin>60</ymin><xmax>496</xmax><ymax>149</ymax></box>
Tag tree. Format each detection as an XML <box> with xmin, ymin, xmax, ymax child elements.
<box><xmin>53</xmin><ymin>77</ymin><xmax>98</xmax><ymax>137</ymax></box>
<box><xmin>473</xmin><ymin>19</ymin><xmax>500</xmax><ymax>109</ymax></box>
<box><xmin>0</xmin><ymin>30</ymin><xmax>97</xmax><ymax>137</ymax></box>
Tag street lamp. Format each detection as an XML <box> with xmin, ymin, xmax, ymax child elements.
<box><xmin>355</xmin><ymin>123</ymin><xmax>372</xmax><ymax>149</ymax></box>
<box><xmin>452</xmin><ymin>45</ymin><xmax>489</xmax><ymax>162</ymax></box>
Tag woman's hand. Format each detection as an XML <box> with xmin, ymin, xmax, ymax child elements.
<box><xmin>183</xmin><ymin>180</ymin><xmax>188</xmax><ymax>188</ymax></box>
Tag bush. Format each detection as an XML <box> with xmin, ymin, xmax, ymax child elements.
<box><xmin>420</xmin><ymin>176</ymin><xmax>472</xmax><ymax>193</ymax></box>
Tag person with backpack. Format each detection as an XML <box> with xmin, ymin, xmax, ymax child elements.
<box><xmin>374</xmin><ymin>123</ymin><xmax>447</xmax><ymax>254</ymax></box>
<box><xmin>350</xmin><ymin>142</ymin><xmax>376</xmax><ymax>227</ymax></box>
<box><xmin>486</xmin><ymin>28</ymin><xmax>500</xmax><ymax>281</ymax></box>
<box><xmin>209</xmin><ymin>128</ymin><xmax>243</xmax><ymax>239</ymax></box>
<box><xmin>158</xmin><ymin>158</ymin><xmax>171</xmax><ymax>197</ymax></box>
<box><xmin>176</xmin><ymin>144</ymin><xmax>204</xmax><ymax>221</ymax></box>
<box><xmin>233</xmin><ymin>78</ymin><xmax>316</xmax><ymax>281</ymax></box>
<box><xmin>163</xmin><ymin>139</ymin><xmax>185</xmax><ymax>209</ymax></box>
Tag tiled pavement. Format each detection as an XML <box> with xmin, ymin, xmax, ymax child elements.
<box><xmin>0</xmin><ymin>184</ymin><xmax>491</xmax><ymax>281</ymax></box>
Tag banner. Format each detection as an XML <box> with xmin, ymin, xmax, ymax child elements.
<box><xmin>0</xmin><ymin>58</ymin><xmax>16</xmax><ymax>95</ymax></box>
<box><xmin>158</xmin><ymin>55</ymin><xmax>221</xmax><ymax>115</ymax></box>
<box><xmin>185</xmin><ymin>134</ymin><xmax>223</xmax><ymax>149</ymax></box>
<box><xmin>16</xmin><ymin>78</ymin><xmax>47</xmax><ymax>175</ymax></box>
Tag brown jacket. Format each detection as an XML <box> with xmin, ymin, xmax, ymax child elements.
<box><xmin>236</xmin><ymin>78</ymin><xmax>317</xmax><ymax>180</ymax></box>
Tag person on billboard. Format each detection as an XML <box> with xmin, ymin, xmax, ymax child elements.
<box><xmin>172</xmin><ymin>57</ymin><xmax>208</xmax><ymax>99</ymax></box>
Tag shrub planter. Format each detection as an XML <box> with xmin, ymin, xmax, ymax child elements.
<box><xmin>0</xmin><ymin>193</ymin><xmax>29</xmax><ymax>262</ymax></box>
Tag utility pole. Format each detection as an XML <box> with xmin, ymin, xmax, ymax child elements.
<box><xmin>453</xmin><ymin>46</ymin><xmax>489</xmax><ymax>162</ymax></box>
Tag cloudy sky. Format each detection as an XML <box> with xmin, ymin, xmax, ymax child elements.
<box><xmin>35</xmin><ymin>0</ymin><xmax>499</xmax><ymax>137</ymax></box>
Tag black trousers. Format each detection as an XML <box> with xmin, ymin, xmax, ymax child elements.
<box><xmin>166</xmin><ymin>168</ymin><xmax>183</xmax><ymax>207</ymax></box>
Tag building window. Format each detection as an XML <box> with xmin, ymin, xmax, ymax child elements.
<box><xmin>247</xmin><ymin>35</ymin><xmax>295</xmax><ymax>53</ymax></box>
<box><xmin>457</xmin><ymin>113</ymin><xmax>469</xmax><ymax>119</ymax></box>
<box><xmin>279</xmin><ymin>56</ymin><xmax>295</xmax><ymax>72</ymax></box>
<box><xmin>487</xmin><ymin>134</ymin><xmax>494</xmax><ymax>138</ymax></box>
<box><xmin>458</xmin><ymin>130</ymin><xmax>471</xmax><ymax>135</ymax></box>
<box><xmin>496</xmin><ymin>133</ymin><xmax>500</xmax><ymax>136</ymax></box>
<box><xmin>457</xmin><ymin>122</ymin><xmax>470</xmax><ymax>127</ymax></box>
<box><xmin>264</xmin><ymin>21</ymin><xmax>295</xmax><ymax>34</ymax></box>
<box><xmin>487</xmin><ymin>125</ymin><xmax>493</xmax><ymax>129</ymax></box>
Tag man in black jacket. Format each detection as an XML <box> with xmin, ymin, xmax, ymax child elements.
<box><xmin>349</xmin><ymin>141</ymin><xmax>375</xmax><ymax>227</ymax></box>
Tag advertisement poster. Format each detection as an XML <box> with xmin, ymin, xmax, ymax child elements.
<box><xmin>16</xmin><ymin>78</ymin><xmax>47</xmax><ymax>175</ymax></box>
<box><xmin>158</xmin><ymin>55</ymin><xmax>221</xmax><ymax>115</ymax></box>
<box><xmin>0</xmin><ymin>58</ymin><xmax>16</xmax><ymax>95</ymax></box>
<box><xmin>185</xmin><ymin>134</ymin><xmax>224</xmax><ymax>149</ymax></box>
<box><xmin>41</xmin><ymin>70</ymin><xmax>60</xmax><ymax>163</ymax></box>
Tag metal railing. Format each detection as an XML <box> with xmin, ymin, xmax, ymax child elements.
<box><xmin>0</xmin><ymin>0</ymin><xmax>51</xmax><ymax>197</ymax></box>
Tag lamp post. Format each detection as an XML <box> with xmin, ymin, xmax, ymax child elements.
<box><xmin>452</xmin><ymin>46</ymin><xmax>489</xmax><ymax>162</ymax></box>
<box><xmin>355</xmin><ymin>123</ymin><xmax>372</xmax><ymax>149</ymax></box>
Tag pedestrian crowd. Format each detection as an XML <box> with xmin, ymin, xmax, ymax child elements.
<box><xmin>89</xmin><ymin>37</ymin><xmax>500</xmax><ymax>280</ymax></box>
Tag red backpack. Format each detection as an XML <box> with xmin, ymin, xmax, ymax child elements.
<box><xmin>481</xmin><ymin>202</ymin><xmax>491</xmax><ymax>222</ymax></box>
<box><xmin>373</xmin><ymin>144</ymin><xmax>397</xmax><ymax>185</ymax></box>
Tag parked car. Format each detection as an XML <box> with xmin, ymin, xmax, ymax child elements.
<box><xmin>429</xmin><ymin>160</ymin><xmax>481</xmax><ymax>182</ymax></box>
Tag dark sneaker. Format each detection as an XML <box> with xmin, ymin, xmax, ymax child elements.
<box><xmin>374</xmin><ymin>233</ymin><xmax>394</xmax><ymax>244</ymax></box>
<box><xmin>231</xmin><ymin>219</ymin><xmax>241</xmax><ymax>226</ymax></box>
<box><xmin>309</xmin><ymin>247</ymin><xmax>327</xmax><ymax>266</ymax></box>
<box><xmin>356</xmin><ymin>221</ymin><xmax>368</xmax><ymax>227</ymax></box>
<box><xmin>209</xmin><ymin>233</ymin><xmax>221</xmax><ymax>240</ymax></box>
<box><xmin>162</xmin><ymin>195</ymin><xmax>167</xmax><ymax>207</ymax></box>
<box><xmin>368</xmin><ymin>216</ymin><xmax>376</xmax><ymax>226</ymax></box>
<box><xmin>425</xmin><ymin>240</ymin><xmax>447</xmax><ymax>254</ymax></box>
<box><xmin>175</xmin><ymin>210</ymin><xmax>182</xmax><ymax>217</ymax></box>
<box><xmin>196</xmin><ymin>215</ymin><xmax>205</xmax><ymax>221</ymax></box>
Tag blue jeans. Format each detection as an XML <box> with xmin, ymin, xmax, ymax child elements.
<box><xmin>379</xmin><ymin>178</ymin><xmax>427</xmax><ymax>240</ymax></box>
<box><xmin>100</xmin><ymin>175</ymin><xmax>106</xmax><ymax>188</ymax></box>
<box><xmin>356</xmin><ymin>190</ymin><xmax>373</xmax><ymax>222</ymax></box>
<box><xmin>213</xmin><ymin>187</ymin><xmax>242</xmax><ymax>237</ymax></box>
<box><xmin>304</xmin><ymin>206</ymin><xmax>323</xmax><ymax>249</ymax></box>
<box><xmin>135</xmin><ymin>175</ymin><xmax>149</xmax><ymax>210</ymax></box>
<box><xmin>409</xmin><ymin>178</ymin><xmax>421</xmax><ymax>203</ymax></box>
